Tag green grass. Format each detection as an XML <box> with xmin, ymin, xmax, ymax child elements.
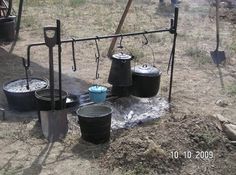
<box><xmin>129</xmin><ymin>48</ymin><xmax>145</xmax><ymax>61</ymax></box>
<box><xmin>0</xmin><ymin>170</ymin><xmax>19</xmax><ymax>175</ymax></box>
<box><xmin>24</xmin><ymin>0</ymin><xmax>48</xmax><ymax>6</ymax></box>
<box><xmin>21</xmin><ymin>15</ymin><xmax>40</xmax><ymax>29</ymax></box>
<box><xmin>190</xmin><ymin>131</ymin><xmax>221</xmax><ymax>150</ymax></box>
<box><xmin>24</xmin><ymin>0</ymin><xmax>86</xmax><ymax>7</ymax></box>
<box><xmin>69</xmin><ymin>0</ymin><xmax>86</xmax><ymax>6</ymax></box>
<box><xmin>124</xmin><ymin>163</ymin><xmax>150</xmax><ymax>175</ymax></box>
<box><xmin>229</xmin><ymin>41</ymin><xmax>236</xmax><ymax>53</ymax></box>
<box><xmin>185</xmin><ymin>47</ymin><xmax>212</xmax><ymax>66</ymax></box>
<box><xmin>156</xmin><ymin>2</ymin><xmax>174</xmax><ymax>15</ymax></box>
<box><xmin>226</xmin><ymin>84</ymin><xmax>236</xmax><ymax>96</ymax></box>
<box><xmin>147</xmin><ymin>34</ymin><xmax>164</xmax><ymax>43</ymax></box>
<box><xmin>24</xmin><ymin>0</ymin><xmax>65</xmax><ymax>6</ymax></box>
<box><xmin>200</xmin><ymin>132</ymin><xmax>221</xmax><ymax>147</ymax></box>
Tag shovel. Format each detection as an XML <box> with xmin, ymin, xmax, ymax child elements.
<box><xmin>41</xmin><ymin>20</ymin><xmax>68</xmax><ymax>142</ymax></box>
<box><xmin>210</xmin><ymin>0</ymin><xmax>225</xmax><ymax>66</ymax></box>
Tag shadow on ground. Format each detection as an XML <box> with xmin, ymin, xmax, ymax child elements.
<box><xmin>22</xmin><ymin>142</ymin><xmax>54</xmax><ymax>175</ymax></box>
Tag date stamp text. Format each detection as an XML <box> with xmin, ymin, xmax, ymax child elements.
<box><xmin>171</xmin><ymin>151</ymin><xmax>214</xmax><ymax>159</ymax></box>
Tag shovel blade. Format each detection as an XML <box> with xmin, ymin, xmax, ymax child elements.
<box><xmin>40</xmin><ymin>110</ymin><xmax>68</xmax><ymax>142</ymax></box>
<box><xmin>210</xmin><ymin>50</ymin><xmax>226</xmax><ymax>65</ymax></box>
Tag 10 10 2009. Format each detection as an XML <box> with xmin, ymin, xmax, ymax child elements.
<box><xmin>171</xmin><ymin>151</ymin><xmax>214</xmax><ymax>159</ymax></box>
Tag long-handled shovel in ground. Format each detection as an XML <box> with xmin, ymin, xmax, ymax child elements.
<box><xmin>210</xmin><ymin>0</ymin><xmax>226</xmax><ymax>66</ymax></box>
<box><xmin>41</xmin><ymin>20</ymin><xmax>68</xmax><ymax>142</ymax></box>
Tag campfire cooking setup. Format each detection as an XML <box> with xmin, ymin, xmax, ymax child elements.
<box><xmin>2</xmin><ymin>7</ymin><xmax>179</xmax><ymax>144</ymax></box>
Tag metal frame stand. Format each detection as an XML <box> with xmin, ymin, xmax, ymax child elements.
<box><xmin>23</xmin><ymin>7</ymin><xmax>179</xmax><ymax>103</ymax></box>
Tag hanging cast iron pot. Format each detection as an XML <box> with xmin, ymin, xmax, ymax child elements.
<box><xmin>131</xmin><ymin>64</ymin><xmax>161</xmax><ymax>98</ymax></box>
<box><xmin>108</xmin><ymin>52</ymin><xmax>133</xmax><ymax>86</ymax></box>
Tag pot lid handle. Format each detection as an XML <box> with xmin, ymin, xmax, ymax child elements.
<box><xmin>111</xmin><ymin>35</ymin><xmax>134</xmax><ymax>60</ymax></box>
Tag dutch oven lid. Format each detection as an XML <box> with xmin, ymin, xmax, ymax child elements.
<box><xmin>132</xmin><ymin>64</ymin><xmax>161</xmax><ymax>76</ymax></box>
<box><xmin>112</xmin><ymin>52</ymin><xmax>132</xmax><ymax>60</ymax></box>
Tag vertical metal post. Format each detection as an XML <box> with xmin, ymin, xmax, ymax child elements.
<box><xmin>6</xmin><ymin>0</ymin><xmax>12</xmax><ymax>16</ymax></box>
<box><xmin>0</xmin><ymin>0</ymin><xmax>2</xmax><ymax>17</ymax></box>
<box><xmin>57</xmin><ymin>20</ymin><xmax>63</xmax><ymax>109</ymax></box>
<box><xmin>15</xmin><ymin>0</ymin><xmax>24</xmax><ymax>40</ymax></box>
<box><xmin>168</xmin><ymin>7</ymin><xmax>178</xmax><ymax>103</ymax></box>
<box><xmin>49</xmin><ymin>47</ymin><xmax>55</xmax><ymax>110</ymax></box>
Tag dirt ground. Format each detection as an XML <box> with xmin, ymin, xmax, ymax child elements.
<box><xmin>0</xmin><ymin>0</ymin><xmax>236</xmax><ymax>174</ymax></box>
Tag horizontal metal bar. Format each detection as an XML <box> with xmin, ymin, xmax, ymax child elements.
<box><xmin>64</xmin><ymin>28</ymin><xmax>171</xmax><ymax>43</ymax></box>
<box><xmin>27</xmin><ymin>28</ymin><xmax>171</xmax><ymax>48</ymax></box>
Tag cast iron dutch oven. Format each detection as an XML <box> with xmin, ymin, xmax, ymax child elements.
<box><xmin>131</xmin><ymin>64</ymin><xmax>161</xmax><ymax>98</ymax></box>
<box><xmin>3</xmin><ymin>77</ymin><xmax>48</xmax><ymax>111</ymax></box>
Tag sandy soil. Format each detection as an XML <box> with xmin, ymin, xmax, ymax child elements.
<box><xmin>0</xmin><ymin>0</ymin><xmax>236</xmax><ymax>174</ymax></box>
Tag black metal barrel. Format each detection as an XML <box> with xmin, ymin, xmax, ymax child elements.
<box><xmin>0</xmin><ymin>16</ymin><xmax>16</xmax><ymax>42</ymax></box>
<box><xmin>76</xmin><ymin>105</ymin><xmax>112</xmax><ymax>144</ymax></box>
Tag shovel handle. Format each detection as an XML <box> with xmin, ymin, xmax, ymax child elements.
<box><xmin>216</xmin><ymin>0</ymin><xmax>220</xmax><ymax>51</ymax></box>
<box><xmin>44</xmin><ymin>27</ymin><xmax>57</xmax><ymax>48</ymax></box>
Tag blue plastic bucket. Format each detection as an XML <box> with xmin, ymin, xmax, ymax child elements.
<box><xmin>88</xmin><ymin>85</ymin><xmax>107</xmax><ymax>103</ymax></box>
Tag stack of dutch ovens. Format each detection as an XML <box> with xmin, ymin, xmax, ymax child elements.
<box><xmin>108</xmin><ymin>52</ymin><xmax>161</xmax><ymax>98</ymax></box>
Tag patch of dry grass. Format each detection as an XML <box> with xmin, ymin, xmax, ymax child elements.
<box><xmin>226</xmin><ymin>84</ymin><xmax>236</xmax><ymax>96</ymax></box>
<box><xmin>185</xmin><ymin>47</ymin><xmax>212</xmax><ymax>65</ymax></box>
<box><xmin>69</xmin><ymin>0</ymin><xmax>86</xmax><ymax>6</ymax></box>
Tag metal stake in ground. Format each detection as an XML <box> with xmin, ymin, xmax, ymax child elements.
<box><xmin>210</xmin><ymin>0</ymin><xmax>226</xmax><ymax>66</ymax></box>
